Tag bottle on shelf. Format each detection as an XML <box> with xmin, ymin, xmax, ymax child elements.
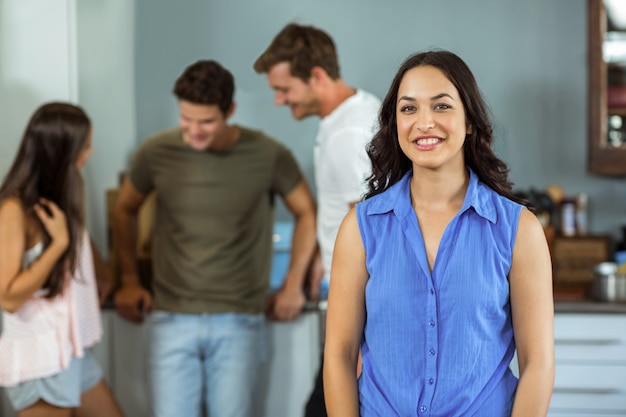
<box><xmin>560</xmin><ymin>197</ymin><xmax>576</xmax><ymax>237</ymax></box>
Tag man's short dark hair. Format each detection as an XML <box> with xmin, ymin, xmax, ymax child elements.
<box><xmin>173</xmin><ymin>60</ymin><xmax>234</xmax><ymax>114</ymax></box>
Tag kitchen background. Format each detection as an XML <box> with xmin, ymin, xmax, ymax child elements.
<box><xmin>1</xmin><ymin>0</ymin><xmax>625</xmax><ymax>259</ymax></box>
<box><xmin>2</xmin><ymin>0</ymin><xmax>626</xmax><ymax>416</ymax></box>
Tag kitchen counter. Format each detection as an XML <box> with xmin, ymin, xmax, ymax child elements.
<box><xmin>554</xmin><ymin>299</ymin><xmax>626</xmax><ymax>314</ymax></box>
<box><xmin>104</xmin><ymin>298</ymin><xmax>626</xmax><ymax>314</ymax></box>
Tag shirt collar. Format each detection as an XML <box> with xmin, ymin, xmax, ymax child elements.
<box><xmin>362</xmin><ymin>168</ymin><xmax>497</xmax><ymax>224</ymax></box>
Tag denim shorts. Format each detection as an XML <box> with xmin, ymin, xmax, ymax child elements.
<box><xmin>149</xmin><ymin>311</ymin><xmax>268</xmax><ymax>417</ymax></box>
<box><xmin>4</xmin><ymin>349</ymin><xmax>103</xmax><ymax>411</ymax></box>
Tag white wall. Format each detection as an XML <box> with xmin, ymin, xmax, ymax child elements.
<box><xmin>0</xmin><ymin>0</ymin><xmax>77</xmax><ymax>174</ymax></box>
<box><xmin>76</xmin><ymin>0</ymin><xmax>137</xmax><ymax>253</ymax></box>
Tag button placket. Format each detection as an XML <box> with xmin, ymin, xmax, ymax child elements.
<box><xmin>422</xmin><ymin>282</ymin><xmax>438</xmax><ymax>416</ymax></box>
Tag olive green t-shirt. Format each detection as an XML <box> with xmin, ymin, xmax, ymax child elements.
<box><xmin>128</xmin><ymin>126</ymin><xmax>303</xmax><ymax>314</ymax></box>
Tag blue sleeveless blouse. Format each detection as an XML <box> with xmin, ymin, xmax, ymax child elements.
<box><xmin>355</xmin><ymin>169</ymin><xmax>523</xmax><ymax>416</ymax></box>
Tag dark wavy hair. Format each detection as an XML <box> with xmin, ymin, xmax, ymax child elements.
<box><xmin>365</xmin><ymin>50</ymin><xmax>525</xmax><ymax>206</ymax></box>
<box><xmin>173</xmin><ymin>60</ymin><xmax>234</xmax><ymax>114</ymax></box>
<box><xmin>253</xmin><ymin>23</ymin><xmax>341</xmax><ymax>81</ymax></box>
<box><xmin>0</xmin><ymin>102</ymin><xmax>91</xmax><ymax>298</ymax></box>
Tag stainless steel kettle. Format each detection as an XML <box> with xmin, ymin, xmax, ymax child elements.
<box><xmin>591</xmin><ymin>262</ymin><xmax>626</xmax><ymax>303</ymax></box>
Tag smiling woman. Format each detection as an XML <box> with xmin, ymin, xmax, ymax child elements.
<box><xmin>323</xmin><ymin>50</ymin><xmax>555</xmax><ymax>417</ymax></box>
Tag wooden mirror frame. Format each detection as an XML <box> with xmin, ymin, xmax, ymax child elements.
<box><xmin>588</xmin><ymin>0</ymin><xmax>626</xmax><ymax>176</ymax></box>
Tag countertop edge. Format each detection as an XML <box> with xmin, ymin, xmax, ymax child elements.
<box><xmin>102</xmin><ymin>299</ymin><xmax>626</xmax><ymax>314</ymax></box>
<box><xmin>554</xmin><ymin>300</ymin><xmax>626</xmax><ymax>314</ymax></box>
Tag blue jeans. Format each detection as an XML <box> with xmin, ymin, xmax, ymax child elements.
<box><xmin>149</xmin><ymin>311</ymin><xmax>268</xmax><ymax>417</ymax></box>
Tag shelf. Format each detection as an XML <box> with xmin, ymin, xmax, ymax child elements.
<box><xmin>588</xmin><ymin>0</ymin><xmax>626</xmax><ymax>176</ymax></box>
<box><xmin>608</xmin><ymin>107</ymin><xmax>626</xmax><ymax>117</ymax></box>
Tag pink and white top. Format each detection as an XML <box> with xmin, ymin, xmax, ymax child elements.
<box><xmin>0</xmin><ymin>230</ymin><xmax>103</xmax><ymax>387</ymax></box>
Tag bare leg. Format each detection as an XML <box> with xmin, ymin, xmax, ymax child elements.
<box><xmin>73</xmin><ymin>379</ymin><xmax>124</xmax><ymax>417</ymax></box>
<box><xmin>18</xmin><ymin>400</ymin><xmax>72</xmax><ymax>417</ymax></box>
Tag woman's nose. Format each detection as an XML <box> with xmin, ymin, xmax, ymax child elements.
<box><xmin>415</xmin><ymin>110</ymin><xmax>435</xmax><ymax>132</ymax></box>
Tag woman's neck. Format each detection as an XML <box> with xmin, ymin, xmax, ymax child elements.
<box><xmin>410</xmin><ymin>165</ymin><xmax>469</xmax><ymax>213</ymax></box>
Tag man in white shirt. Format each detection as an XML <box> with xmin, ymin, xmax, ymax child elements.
<box><xmin>254</xmin><ymin>23</ymin><xmax>381</xmax><ymax>417</ymax></box>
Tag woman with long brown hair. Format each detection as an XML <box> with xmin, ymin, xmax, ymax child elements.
<box><xmin>324</xmin><ymin>51</ymin><xmax>554</xmax><ymax>417</ymax></box>
<box><xmin>0</xmin><ymin>102</ymin><xmax>124</xmax><ymax>417</ymax></box>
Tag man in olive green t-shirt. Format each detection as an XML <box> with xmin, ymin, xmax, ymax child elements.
<box><xmin>113</xmin><ymin>60</ymin><xmax>317</xmax><ymax>417</ymax></box>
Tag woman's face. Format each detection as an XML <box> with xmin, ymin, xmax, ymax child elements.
<box><xmin>395</xmin><ymin>65</ymin><xmax>470</xmax><ymax>172</ymax></box>
<box><xmin>75</xmin><ymin>129</ymin><xmax>93</xmax><ymax>169</ymax></box>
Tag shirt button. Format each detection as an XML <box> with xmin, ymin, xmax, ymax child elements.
<box><xmin>420</xmin><ymin>405</ymin><xmax>427</xmax><ymax>413</ymax></box>
<box><xmin>429</xmin><ymin>378</ymin><xmax>434</xmax><ymax>385</ymax></box>
<box><xmin>429</xmin><ymin>348</ymin><xmax>436</xmax><ymax>356</ymax></box>
<box><xmin>429</xmin><ymin>320</ymin><xmax>436</xmax><ymax>327</ymax></box>
<box><xmin>430</xmin><ymin>288</ymin><xmax>435</xmax><ymax>295</ymax></box>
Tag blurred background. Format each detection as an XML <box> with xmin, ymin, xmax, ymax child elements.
<box><xmin>1</xmin><ymin>0</ymin><xmax>624</xmax><ymax>257</ymax></box>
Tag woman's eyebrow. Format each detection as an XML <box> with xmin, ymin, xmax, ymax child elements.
<box><xmin>397</xmin><ymin>92</ymin><xmax>454</xmax><ymax>102</ymax></box>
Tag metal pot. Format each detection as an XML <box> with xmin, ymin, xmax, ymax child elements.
<box><xmin>591</xmin><ymin>262</ymin><xmax>626</xmax><ymax>303</ymax></box>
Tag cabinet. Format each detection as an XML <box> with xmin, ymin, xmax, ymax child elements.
<box><xmin>549</xmin><ymin>313</ymin><xmax>626</xmax><ymax>416</ymax></box>
<box><xmin>588</xmin><ymin>0</ymin><xmax>626</xmax><ymax>175</ymax></box>
<box><xmin>108</xmin><ymin>312</ymin><xmax>151</xmax><ymax>417</ymax></box>
<box><xmin>259</xmin><ymin>313</ymin><xmax>321</xmax><ymax>417</ymax></box>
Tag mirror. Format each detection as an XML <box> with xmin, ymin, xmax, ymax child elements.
<box><xmin>588</xmin><ymin>0</ymin><xmax>626</xmax><ymax>175</ymax></box>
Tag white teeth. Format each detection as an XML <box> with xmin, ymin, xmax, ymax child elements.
<box><xmin>416</xmin><ymin>138</ymin><xmax>440</xmax><ymax>146</ymax></box>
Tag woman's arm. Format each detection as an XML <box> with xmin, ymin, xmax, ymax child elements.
<box><xmin>0</xmin><ymin>198</ymin><xmax>68</xmax><ymax>313</ymax></box>
<box><xmin>509</xmin><ymin>208</ymin><xmax>555</xmax><ymax>417</ymax></box>
<box><xmin>324</xmin><ymin>208</ymin><xmax>368</xmax><ymax>417</ymax></box>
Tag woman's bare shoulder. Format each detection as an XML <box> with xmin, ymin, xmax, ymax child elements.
<box><xmin>0</xmin><ymin>197</ymin><xmax>35</xmax><ymax>242</ymax></box>
<box><xmin>0</xmin><ymin>196</ymin><xmax>26</xmax><ymax>217</ymax></box>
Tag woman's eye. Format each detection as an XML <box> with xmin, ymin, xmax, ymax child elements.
<box><xmin>434</xmin><ymin>103</ymin><xmax>451</xmax><ymax>110</ymax></box>
<box><xmin>400</xmin><ymin>105</ymin><xmax>416</xmax><ymax>112</ymax></box>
